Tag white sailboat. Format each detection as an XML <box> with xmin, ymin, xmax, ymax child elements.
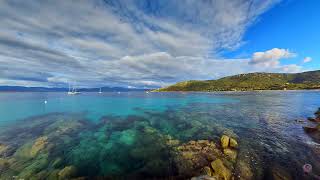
<box><xmin>99</xmin><ymin>88</ymin><xmax>102</xmax><ymax>94</ymax></box>
<box><xmin>67</xmin><ymin>84</ymin><xmax>81</xmax><ymax>95</ymax></box>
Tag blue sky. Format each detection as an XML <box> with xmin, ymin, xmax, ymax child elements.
<box><xmin>225</xmin><ymin>0</ymin><xmax>320</xmax><ymax>70</ymax></box>
<box><xmin>0</xmin><ymin>0</ymin><xmax>318</xmax><ymax>88</ymax></box>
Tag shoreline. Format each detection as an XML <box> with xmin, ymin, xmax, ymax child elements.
<box><xmin>152</xmin><ymin>89</ymin><xmax>320</xmax><ymax>93</ymax></box>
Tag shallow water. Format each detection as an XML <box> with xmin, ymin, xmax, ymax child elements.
<box><xmin>0</xmin><ymin>91</ymin><xmax>319</xmax><ymax>179</ymax></box>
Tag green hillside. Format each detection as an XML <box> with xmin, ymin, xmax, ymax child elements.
<box><xmin>154</xmin><ymin>70</ymin><xmax>320</xmax><ymax>92</ymax></box>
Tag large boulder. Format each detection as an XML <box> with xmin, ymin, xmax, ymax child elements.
<box><xmin>229</xmin><ymin>138</ymin><xmax>238</xmax><ymax>149</ymax></box>
<box><xmin>220</xmin><ymin>135</ymin><xmax>230</xmax><ymax>149</ymax></box>
<box><xmin>223</xmin><ymin>148</ymin><xmax>237</xmax><ymax>161</ymax></box>
<box><xmin>174</xmin><ymin>140</ymin><xmax>222</xmax><ymax>176</ymax></box>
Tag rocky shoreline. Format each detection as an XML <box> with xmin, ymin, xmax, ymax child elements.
<box><xmin>303</xmin><ymin>108</ymin><xmax>320</xmax><ymax>143</ymax></box>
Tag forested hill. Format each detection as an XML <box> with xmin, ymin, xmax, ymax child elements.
<box><xmin>154</xmin><ymin>70</ymin><xmax>320</xmax><ymax>91</ymax></box>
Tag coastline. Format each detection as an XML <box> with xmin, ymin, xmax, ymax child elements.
<box><xmin>152</xmin><ymin>89</ymin><xmax>320</xmax><ymax>93</ymax></box>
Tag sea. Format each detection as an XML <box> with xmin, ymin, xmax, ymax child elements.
<box><xmin>0</xmin><ymin>91</ymin><xmax>319</xmax><ymax>179</ymax></box>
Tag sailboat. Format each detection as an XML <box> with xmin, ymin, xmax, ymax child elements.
<box><xmin>67</xmin><ymin>84</ymin><xmax>81</xmax><ymax>95</ymax></box>
<box><xmin>99</xmin><ymin>88</ymin><xmax>102</xmax><ymax>94</ymax></box>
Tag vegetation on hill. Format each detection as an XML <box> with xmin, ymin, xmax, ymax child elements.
<box><xmin>154</xmin><ymin>70</ymin><xmax>320</xmax><ymax>91</ymax></box>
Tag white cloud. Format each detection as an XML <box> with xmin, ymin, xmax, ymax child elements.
<box><xmin>249</xmin><ymin>48</ymin><xmax>296</xmax><ymax>67</ymax></box>
<box><xmin>281</xmin><ymin>64</ymin><xmax>302</xmax><ymax>73</ymax></box>
<box><xmin>0</xmin><ymin>0</ymin><xmax>283</xmax><ymax>88</ymax></box>
<box><xmin>303</xmin><ymin>57</ymin><xmax>312</xmax><ymax>63</ymax></box>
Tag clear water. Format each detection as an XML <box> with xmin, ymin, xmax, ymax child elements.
<box><xmin>0</xmin><ymin>91</ymin><xmax>319</xmax><ymax>179</ymax></box>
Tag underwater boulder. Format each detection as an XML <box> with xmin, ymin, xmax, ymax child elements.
<box><xmin>223</xmin><ymin>148</ymin><xmax>237</xmax><ymax>162</ymax></box>
<box><xmin>58</xmin><ymin>166</ymin><xmax>77</xmax><ymax>179</ymax></box>
<box><xmin>17</xmin><ymin>153</ymin><xmax>49</xmax><ymax>179</ymax></box>
<box><xmin>30</xmin><ymin>136</ymin><xmax>48</xmax><ymax>157</ymax></box>
<box><xmin>165</xmin><ymin>135</ymin><xmax>180</xmax><ymax>146</ymax></box>
<box><xmin>44</xmin><ymin>118</ymin><xmax>86</xmax><ymax>138</ymax></box>
<box><xmin>210</xmin><ymin>159</ymin><xmax>232</xmax><ymax>180</ymax></box>
<box><xmin>174</xmin><ymin>140</ymin><xmax>222</xmax><ymax>176</ymax></box>
<box><xmin>51</xmin><ymin>157</ymin><xmax>63</xmax><ymax>168</ymax></box>
<box><xmin>191</xmin><ymin>175</ymin><xmax>218</xmax><ymax>180</ymax></box>
<box><xmin>47</xmin><ymin>169</ymin><xmax>60</xmax><ymax>180</ymax></box>
<box><xmin>0</xmin><ymin>158</ymin><xmax>9</xmax><ymax>173</ymax></box>
<box><xmin>235</xmin><ymin>159</ymin><xmax>253</xmax><ymax>180</ymax></box>
<box><xmin>0</xmin><ymin>144</ymin><xmax>8</xmax><ymax>155</ymax></box>
<box><xmin>271</xmin><ymin>166</ymin><xmax>293</xmax><ymax>180</ymax></box>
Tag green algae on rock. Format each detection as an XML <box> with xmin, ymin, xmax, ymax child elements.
<box><xmin>229</xmin><ymin>138</ymin><xmax>238</xmax><ymax>149</ymax></box>
<box><xmin>30</xmin><ymin>136</ymin><xmax>48</xmax><ymax>157</ymax></box>
<box><xmin>220</xmin><ymin>135</ymin><xmax>230</xmax><ymax>149</ymax></box>
<box><xmin>223</xmin><ymin>148</ymin><xmax>237</xmax><ymax>161</ymax></box>
<box><xmin>0</xmin><ymin>144</ymin><xmax>9</xmax><ymax>156</ymax></box>
<box><xmin>211</xmin><ymin>159</ymin><xmax>232</xmax><ymax>180</ymax></box>
<box><xmin>58</xmin><ymin>166</ymin><xmax>77</xmax><ymax>179</ymax></box>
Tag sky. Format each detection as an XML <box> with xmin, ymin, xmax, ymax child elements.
<box><xmin>0</xmin><ymin>0</ymin><xmax>319</xmax><ymax>88</ymax></box>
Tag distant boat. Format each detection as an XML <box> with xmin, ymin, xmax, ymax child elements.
<box><xmin>67</xmin><ymin>84</ymin><xmax>81</xmax><ymax>95</ymax></box>
<box><xmin>99</xmin><ymin>88</ymin><xmax>102</xmax><ymax>94</ymax></box>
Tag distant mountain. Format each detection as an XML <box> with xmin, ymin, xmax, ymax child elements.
<box><xmin>154</xmin><ymin>70</ymin><xmax>320</xmax><ymax>92</ymax></box>
<box><xmin>0</xmin><ymin>86</ymin><xmax>148</xmax><ymax>92</ymax></box>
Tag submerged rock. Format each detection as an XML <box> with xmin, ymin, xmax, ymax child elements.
<box><xmin>165</xmin><ymin>135</ymin><xmax>180</xmax><ymax>146</ymax></box>
<box><xmin>307</xmin><ymin>117</ymin><xmax>320</xmax><ymax>122</ymax></box>
<box><xmin>202</xmin><ymin>166</ymin><xmax>213</xmax><ymax>176</ymax></box>
<box><xmin>173</xmin><ymin>138</ymin><xmax>238</xmax><ymax>179</ymax></box>
<box><xmin>52</xmin><ymin>157</ymin><xmax>63</xmax><ymax>168</ymax></box>
<box><xmin>0</xmin><ymin>158</ymin><xmax>9</xmax><ymax>173</ymax></box>
<box><xmin>17</xmin><ymin>153</ymin><xmax>49</xmax><ymax>179</ymax></box>
<box><xmin>58</xmin><ymin>166</ymin><xmax>77</xmax><ymax>179</ymax></box>
<box><xmin>235</xmin><ymin>159</ymin><xmax>253</xmax><ymax>180</ymax></box>
<box><xmin>223</xmin><ymin>148</ymin><xmax>237</xmax><ymax>161</ymax></box>
<box><xmin>191</xmin><ymin>175</ymin><xmax>217</xmax><ymax>180</ymax></box>
<box><xmin>303</xmin><ymin>126</ymin><xmax>318</xmax><ymax>133</ymax></box>
<box><xmin>211</xmin><ymin>159</ymin><xmax>231</xmax><ymax>180</ymax></box>
<box><xmin>174</xmin><ymin>140</ymin><xmax>222</xmax><ymax>176</ymax></box>
<box><xmin>271</xmin><ymin>166</ymin><xmax>293</xmax><ymax>180</ymax></box>
<box><xmin>44</xmin><ymin>119</ymin><xmax>85</xmax><ymax>137</ymax></box>
<box><xmin>30</xmin><ymin>136</ymin><xmax>48</xmax><ymax>157</ymax></box>
<box><xmin>0</xmin><ymin>144</ymin><xmax>8</xmax><ymax>155</ymax></box>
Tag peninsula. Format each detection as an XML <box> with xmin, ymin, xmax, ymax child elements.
<box><xmin>154</xmin><ymin>70</ymin><xmax>320</xmax><ymax>92</ymax></box>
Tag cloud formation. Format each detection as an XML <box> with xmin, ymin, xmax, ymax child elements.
<box><xmin>303</xmin><ymin>57</ymin><xmax>312</xmax><ymax>63</ymax></box>
<box><xmin>0</xmin><ymin>0</ymin><xmax>296</xmax><ymax>88</ymax></box>
<box><xmin>249</xmin><ymin>48</ymin><xmax>296</xmax><ymax>67</ymax></box>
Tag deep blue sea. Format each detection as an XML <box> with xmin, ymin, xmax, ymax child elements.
<box><xmin>0</xmin><ymin>91</ymin><xmax>319</xmax><ymax>179</ymax></box>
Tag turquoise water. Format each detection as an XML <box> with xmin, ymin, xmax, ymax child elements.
<box><xmin>0</xmin><ymin>91</ymin><xmax>320</xmax><ymax>179</ymax></box>
<box><xmin>0</xmin><ymin>92</ymin><xmax>236</xmax><ymax>125</ymax></box>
